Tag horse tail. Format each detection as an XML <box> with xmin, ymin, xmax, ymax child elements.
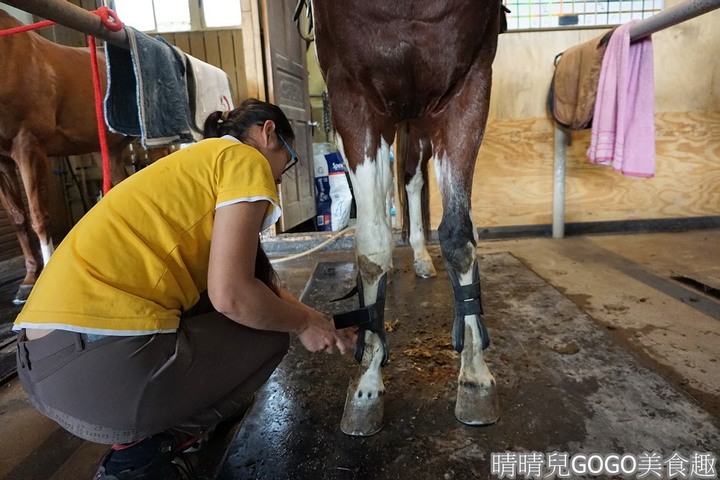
<box><xmin>396</xmin><ymin>122</ymin><xmax>431</xmax><ymax>243</ymax></box>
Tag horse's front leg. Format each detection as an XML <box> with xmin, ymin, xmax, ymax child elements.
<box><xmin>427</xmin><ymin>63</ymin><xmax>500</xmax><ymax>426</ymax></box>
<box><xmin>0</xmin><ymin>156</ymin><xmax>42</xmax><ymax>304</ymax></box>
<box><xmin>435</xmin><ymin>174</ymin><xmax>498</xmax><ymax>424</ymax></box>
<box><xmin>451</xmin><ymin>257</ymin><xmax>499</xmax><ymax>425</ymax></box>
<box><xmin>335</xmin><ymin>131</ymin><xmax>394</xmax><ymax>436</ymax></box>
<box><xmin>439</xmin><ymin>185</ymin><xmax>499</xmax><ymax>425</ymax></box>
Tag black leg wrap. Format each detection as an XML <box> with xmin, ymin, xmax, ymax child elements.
<box><xmin>446</xmin><ymin>260</ymin><xmax>490</xmax><ymax>352</ymax></box>
<box><xmin>332</xmin><ymin>273</ymin><xmax>389</xmax><ymax>366</ymax></box>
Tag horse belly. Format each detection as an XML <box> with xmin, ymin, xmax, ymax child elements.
<box><xmin>320</xmin><ymin>7</ymin><xmax>495</xmax><ymax>120</ymax></box>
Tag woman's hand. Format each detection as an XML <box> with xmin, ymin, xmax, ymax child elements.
<box><xmin>297</xmin><ymin>309</ymin><xmax>357</xmax><ymax>355</ymax></box>
<box><xmin>335</xmin><ymin>327</ymin><xmax>358</xmax><ymax>354</ymax></box>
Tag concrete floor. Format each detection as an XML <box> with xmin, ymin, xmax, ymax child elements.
<box><xmin>0</xmin><ymin>230</ymin><xmax>718</xmax><ymax>479</ymax></box>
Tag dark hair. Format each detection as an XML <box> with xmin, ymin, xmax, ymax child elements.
<box><xmin>255</xmin><ymin>240</ymin><xmax>279</xmax><ymax>296</ymax></box>
<box><xmin>203</xmin><ymin>98</ymin><xmax>295</xmax><ymax>143</ymax></box>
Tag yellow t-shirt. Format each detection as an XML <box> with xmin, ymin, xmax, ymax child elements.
<box><xmin>14</xmin><ymin>137</ymin><xmax>281</xmax><ymax>335</ymax></box>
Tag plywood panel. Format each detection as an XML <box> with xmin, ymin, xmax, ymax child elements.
<box><xmin>563</xmin><ymin>111</ymin><xmax>720</xmax><ymax>222</ymax></box>
<box><xmin>426</xmin><ymin>112</ymin><xmax>720</xmax><ymax>229</ymax></box>
<box><xmin>652</xmin><ymin>10</ymin><xmax>720</xmax><ymax>112</ymax></box>
<box><xmin>490</xmin><ymin>29</ymin><xmax>589</xmax><ymax>119</ymax></box>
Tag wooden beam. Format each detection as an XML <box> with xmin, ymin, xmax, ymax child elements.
<box><xmin>3</xmin><ymin>0</ymin><xmax>128</xmax><ymax>48</ymax></box>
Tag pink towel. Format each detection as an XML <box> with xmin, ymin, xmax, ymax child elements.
<box><xmin>587</xmin><ymin>21</ymin><xmax>656</xmax><ymax>178</ymax></box>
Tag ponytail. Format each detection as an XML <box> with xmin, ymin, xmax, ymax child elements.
<box><xmin>203</xmin><ymin>98</ymin><xmax>295</xmax><ymax>144</ymax></box>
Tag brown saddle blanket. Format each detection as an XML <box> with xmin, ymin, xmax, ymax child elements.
<box><xmin>548</xmin><ymin>31</ymin><xmax>613</xmax><ymax>130</ymax></box>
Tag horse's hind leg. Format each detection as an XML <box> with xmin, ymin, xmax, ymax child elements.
<box><xmin>0</xmin><ymin>156</ymin><xmax>42</xmax><ymax>304</ymax></box>
<box><xmin>12</xmin><ymin>132</ymin><xmax>54</xmax><ymax>267</ymax></box>
<box><xmin>330</xmin><ymin>82</ymin><xmax>396</xmax><ymax>436</ymax></box>
<box><xmin>423</xmin><ymin>64</ymin><xmax>500</xmax><ymax>425</ymax></box>
<box><xmin>399</xmin><ymin>124</ymin><xmax>436</xmax><ymax>278</ymax></box>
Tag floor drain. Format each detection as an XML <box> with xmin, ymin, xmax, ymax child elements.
<box><xmin>671</xmin><ymin>275</ymin><xmax>720</xmax><ymax>301</ymax></box>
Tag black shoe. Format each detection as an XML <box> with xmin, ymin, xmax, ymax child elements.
<box><xmin>176</xmin><ymin>394</ymin><xmax>257</xmax><ymax>454</ymax></box>
<box><xmin>93</xmin><ymin>433</ymin><xmax>184</xmax><ymax>480</ymax></box>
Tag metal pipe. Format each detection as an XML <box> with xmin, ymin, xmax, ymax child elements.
<box><xmin>630</xmin><ymin>0</ymin><xmax>720</xmax><ymax>41</ymax></box>
<box><xmin>2</xmin><ymin>0</ymin><xmax>128</xmax><ymax>48</ymax></box>
<box><xmin>552</xmin><ymin>126</ymin><xmax>569</xmax><ymax>239</ymax></box>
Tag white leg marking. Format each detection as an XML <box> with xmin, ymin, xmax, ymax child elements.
<box><xmin>353</xmin><ymin>331</ymin><xmax>385</xmax><ymax>400</ymax></box>
<box><xmin>470</xmin><ymin>211</ymin><xmax>480</xmax><ymax>244</ymax></box>
<box><xmin>433</xmin><ymin>151</ymin><xmax>458</xmax><ymax>212</ymax></box>
<box><xmin>338</xmin><ymin>133</ymin><xmax>394</xmax><ymax>435</ymax></box>
<box><xmin>455</xmin><ymin>245</ymin><xmax>499</xmax><ymax>425</ymax></box>
<box><xmin>41</xmin><ymin>239</ymin><xmax>54</xmax><ymax>266</ymax></box>
<box><xmin>346</xmin><ymin>136</ymin><xmax>393</xmax><ymax>302</ymax></box>
<box><xmin>406</xmin><ymin>160</ymin><xmax>436</xmax><ymax>278</ymax></box>
<box><xmin>458</xmin><ymin>256</ymin><xmax>492</xmax><ymax>385</ymax></box>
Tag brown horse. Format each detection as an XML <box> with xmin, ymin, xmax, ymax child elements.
<box><xmin>0</xmin><ymin>9</ymin><xmax>130</xmax><ymax>304</ymax></box>
<box><xmin>313</xmin><ymin>1</ymin><xmax>503</xmax><ymax>435</ymax></box>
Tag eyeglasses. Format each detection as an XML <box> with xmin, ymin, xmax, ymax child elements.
<box><xmin>277</xmin><ymin>134</ymin><xmax>299</xmax><ymax>175</ymax></box>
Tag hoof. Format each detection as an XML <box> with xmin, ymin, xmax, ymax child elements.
<box><xmin>13</xmin><ymin>285</ymin><xmax>33</xmax><ymax>305</ymax></box>
<box><xmin>413</xmin><ymin>258</ymin><xmax>437</xmax><ymax>279</ymax></box>
<box><xmin>340</xmin><ymin>384</ymin><xmax>384</xmax><ymax>436</ymax></box>
<box><xmin>455</xmin><ymin>377</ymin><xmax>500</xmax><ymax>426</ymax></box>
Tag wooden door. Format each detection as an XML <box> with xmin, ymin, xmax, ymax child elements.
<box><xmin>260</xmin><ymin>0</ymin><xmax>315</xmax><ymax>232</ymax></box>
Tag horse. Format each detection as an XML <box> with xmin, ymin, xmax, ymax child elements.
<box><xmin>312</xmin><ymin>1</ymin><xmax>504</xmax><ymax>435</ymax></box>
<box><xmin>0</xmin><ymin>9</ymin><xmax>131</xmax><ymax>304</ymax></box>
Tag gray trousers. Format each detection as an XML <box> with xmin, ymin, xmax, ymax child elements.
<box><xmin>16</xmin><ymin>300</ymin><xmax>289</xmax><ymax>444</ymax></box>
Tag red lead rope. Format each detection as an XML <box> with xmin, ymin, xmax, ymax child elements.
<box><xmin>0</xmin><ymin>7</ymin><xmax>123</xmax><ymax>195</ymax></box>
<box><xmin>0</xmin><ymin>18</ymin><xmax>55</xmax><ymax>36</ymax></box>
<box><xmin>89</xmin><ymin>7</ymin><xmax>124</xmax><ymax>195</ymax></box>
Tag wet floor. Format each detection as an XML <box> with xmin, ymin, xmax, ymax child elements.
<box><xmin>0</xmin><ymin>232</ymin><xmax>718</xmax><ymax>479</ymax></box>
<box><xmin>218</xmin><ymin>249</ymin><xmax>720</xmax><ymax>480</ymax></box>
